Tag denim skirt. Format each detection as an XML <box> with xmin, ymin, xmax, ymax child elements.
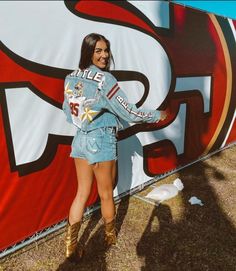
<box><xmin>70</xmin><ymin>127</ymin><xmax>117</xmax><ymax>164</ymax></box>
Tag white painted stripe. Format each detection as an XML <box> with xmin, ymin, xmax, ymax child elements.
<box><xmin>221</xmin><ymin>19</ymin><xmax>236</xmax><ymax>148</ymax></box>
<box><xmin>221</xmin><ymin>109</ymin><xmax>236</xmax><ymax>148</ymax></box>
<box><xmin>228</xmin><ymin>19</ymin><xmax>236</xmax><ymax>43</ymax></box>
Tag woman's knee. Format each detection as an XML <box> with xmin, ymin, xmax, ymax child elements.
<box><xmin>99</xmin><ymin>189</ymin><xmax>113</xmax><ymax>202</ymax></box>
<box><xmin>75</xmin><ymin>190</ymin><xmax>90</xmax><ymax>203</ymax></box>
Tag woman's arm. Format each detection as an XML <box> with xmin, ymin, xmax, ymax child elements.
<box><xmin>102</xmin><ymin>73</ymin><xmax>166</xmax><ymax>124</ymax></box>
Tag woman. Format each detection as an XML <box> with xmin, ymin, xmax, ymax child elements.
<box><xmin>63</xmin><ymin>33</ymin><xmax>167</xmax><ymax>262</ymax></box>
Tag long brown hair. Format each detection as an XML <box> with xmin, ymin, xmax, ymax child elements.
<box><xmin>79</xmin><ymin>33</ymin><xmax>114</xmax><ymax>71</ymax></box>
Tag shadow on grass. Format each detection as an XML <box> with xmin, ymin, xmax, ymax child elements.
<box><xmin>137</xmin><ymin>155</ymin><xmax>236</xmax><ymax>271</ymax></box>
<box><xmin>56</xmin><ymin>196</ymin><xmax>130</xmax><ymax>271</ymax></box>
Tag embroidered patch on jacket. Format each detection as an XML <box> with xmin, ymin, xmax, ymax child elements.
<box><xmin>74</xmin><ymin>81</ymin><xmax>84</xmax><ymax>97</ymax></box>
<box><xmin>107</xmin><ymin>83</ymin><xmax>120</xmax><ymax>99</ymax></box>
<box><xmin>80</xmin><ymin>107</ymin><xmax>99</xmax><ymax>122</ymax></box>
<box><xmin>64</xmin><ymin>82</ymin><xmax>73</xmax><ymax>97</ymax></box>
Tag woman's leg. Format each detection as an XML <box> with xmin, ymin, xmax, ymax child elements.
<box><xmin>93</xmin><ymin>160</ymin><xmax>116</xmax><ymax>223</ymax></box>
<box><xmin>65</xmin><ymin>158</ymin><xmax>94</xmax><ymax>260</ymax></box>
<box><xmin>93</xmin><ymin>160</ymin><xmax>117</xmax><ymax>245</ymax></box>
<box><xmin>68</xmin><ymin>158</ymin><xmax>94</xmax><ymax>225</ymax></box>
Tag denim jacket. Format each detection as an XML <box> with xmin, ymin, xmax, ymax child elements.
<box><xmin>63</xmin><ymin>65</ymin><xmax>161</xmax><ymax>132</ymax></box>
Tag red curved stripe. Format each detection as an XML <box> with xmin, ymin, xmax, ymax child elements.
<box><xmin>75</xmin><ymin>0</ymin><xmax>156</xmax><ymax>36</ymax></box>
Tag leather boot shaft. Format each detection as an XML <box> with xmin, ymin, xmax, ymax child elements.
<box><xmin>104</xmin><ymin>218</ymin><xmax>117</xmax><ymax>246</ymax></box>
<box><xmin>65</xmin><ymin>221</ymin><xmax>83</xmax><ymax>261</ymax></box>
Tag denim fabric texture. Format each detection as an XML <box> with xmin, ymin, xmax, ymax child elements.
<box><xmin>63</xmin><ymin>65</ymin><xmax>162</xmax><ymax>163</ymax></box>
<box><xmin>63</xmin><ymin>65</ymin><xmax>161</xmax><ymax>133</ymax></box>
<box><xmin>70</xmin><ymin>127</ymin><xmax>117</xmax><ymax>164</ymax></box>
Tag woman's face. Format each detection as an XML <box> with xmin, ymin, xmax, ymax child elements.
<box><xmin>92</xmin><ymin>40</ymin><xmax>109</xmax><ymax>69</ymax></box>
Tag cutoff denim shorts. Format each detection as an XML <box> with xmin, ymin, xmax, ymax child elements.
<box><xmin>70</xmin><ymin>127</ymin><xmax>118</xmax><ymax>164</ymax></box>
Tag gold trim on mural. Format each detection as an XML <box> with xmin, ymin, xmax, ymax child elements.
<box><xmin>204</xmin><ymin>14</ymin><xmax>232</xmax><ymax>154</ymax></box>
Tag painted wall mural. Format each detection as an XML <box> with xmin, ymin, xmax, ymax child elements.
<box><xmin>0</xmin><ymin>1</ymin><xmax>235</xmax><ymax>252</ymax></box>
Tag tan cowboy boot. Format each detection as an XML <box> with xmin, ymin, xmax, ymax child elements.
<box><xmin>65</xmin><ymin>221</ymin><xmax>83</xmax><ymax>261</ymax></box>
<box><xmin>104</xmin><ymin>218</ymin><xmax>117</xmax><ymax>246</ymax></box>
